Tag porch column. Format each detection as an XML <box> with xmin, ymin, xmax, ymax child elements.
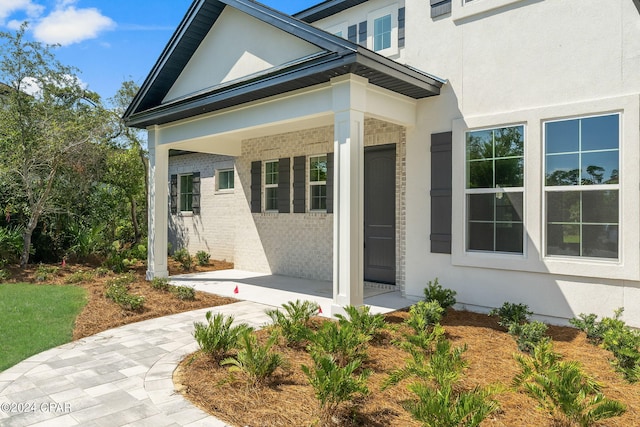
<box><xmin>146</xmin><ymin>126</ymin><xmax>169</xmax><ymax>280</ymax></box>
<box><xmin>331</xmin><ymin>75</ymin><xmax>367</xmax><ymax>315</ymax></box>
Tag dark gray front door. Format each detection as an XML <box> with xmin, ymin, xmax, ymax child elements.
<box><xmin>364</xmin><ymin>144</ymin><xmax>396</xmax><ymax>284</ymax></box>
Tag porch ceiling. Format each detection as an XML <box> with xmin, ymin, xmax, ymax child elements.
<box><xmin>123</xmin><ymin>0</ymin><xmax>445</xmax><ymax>130</ymax></box>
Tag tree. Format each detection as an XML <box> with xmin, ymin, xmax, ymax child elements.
<box><xmin>0</xmin><ymin>24</ymin><xmax>110</xmax><ymax>267</ymax></box>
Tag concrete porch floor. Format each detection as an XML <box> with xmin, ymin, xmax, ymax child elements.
<box><xmin>170</xmin><ymin>269</ymin><xmax>418</xmax><ymax>316</ymax></box>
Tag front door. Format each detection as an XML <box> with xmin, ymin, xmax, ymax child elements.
<box><xmin>364</xmin><ymin>144</ymin><xmax>396</xmax><ymax>284</ymax></box>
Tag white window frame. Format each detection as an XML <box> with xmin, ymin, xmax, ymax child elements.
<box><xmin>179</xmin><ymin>173</ymin><xmax>193</xmax><ymax>213</ymax></box>
<box><xmin>264</xmin><ymin>160</ymin><xmax>278</xmax><ymax>212</ymax></box>
<box><xmin>367</xmin><ymin>5</ymin><xmax>398</xmax><ymax>56</ymax></box>
<box><xmin>542</xmin><ymin>113</ymin><xmax>621</xmax><ymax>261</ymax></box>
<box><xmin>309</xmin><ymin>154</ymin><xmax>328</xmax><ymax>212</ymax></box>
<box><xmin>216</xmin><ymin>168</ymin><xmax>234</xmax><ymax>193</ymax></box>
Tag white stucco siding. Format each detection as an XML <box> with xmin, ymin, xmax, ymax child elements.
<box><xmin>402</xmin><ymin>0</ymin><xmax>640</xmax><ymax>325</ymax></box>
<box><xmin>163</xmin><ymin>7</ymin><xmax>323</xmax><ymax>103</ymax></box>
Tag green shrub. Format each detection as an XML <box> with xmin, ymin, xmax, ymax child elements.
<box><xmin>335</xmin><ymin>305</ymin><xmax>386</xmax><ymax>340</ymax></box>
<box><xmin>0</xmin><ymin>269</ymin><xmax>9</xmax><ymax>282</ymax></box>
<box><xmin>195</xmin><ymin>250</ymin><xmax>210</xmax><ymax>266</ymax></box>
<box><xmin>150</xmin><ymin>277</ymin><xmax>170</xmax><ymax>292</ymax></box>
<box><xmin>301</xmin><ymin>354</ymin><xmax>370</xmax><ymax>425</ymax></box>
<box><xmin>513</xmin><ymin>340</ymin><xmax>626</xmax><ymax>427</ymax></box>
<box><xmin>569</xmin><ymin>313</ymin><xmax>606</xmax><ymax>343</ymax></box>
<box><xmin>104</xmin><ymin>252</ymin><xmax>127</xmax><ymax>273</ymax></box>
<box><xmin>172</xmin><ymin>285</ymin><xmax>195</xmax><ymax>301</ymax></box>
<box><xmin>423</xmin><ymin>278</ymin><xmax>456</xmax><ymax>311</ymax></box>
<box><xmin>94</xmin><ymin>266</ymin><xmax>111</xmax><ymax>277</ymax></box>
<box><xmin>489</xmin><ymin>302</ymin><xmax>533</xmax><ymax>330</ymax></box>
<box><xmin>266</xmin><ymin>300</ymin><xmax>319</xmax><ymax>346</ymax></box>
<box><xmin>64</xmin><ymin>270</ymin><xmax>94</xmax><ymax>284</ymax></box>
<box><xmin>193</xmin><ymin>311</ymin><xmax>253</xmax><ymax>363</ymax></box>
<box><xmin>173</xmin><ymin>248</ymin><xmax>193</xmax><ymax>271</ymax></box>
<box><xmin>508</xmin><ymin>321</ymin><xmax>549</xmax><ymax>354</ymax></box>
<box><xmin>104</xmin><ymin>274</ymin><xmax>144</xmax><ymax>311</ymax></box>
<box><xmin>0</xmin><ymin>226</ymin><xmax>24</xmax><ymax>264</ymax></box>
<box><xmin>308</xmin><ymin>321</ymin><xmax>370</xmax><ymax>367</ymax></box>
<box><xmin>35</xmin><ymin>264</ymin><xmax>59</xmax><ymax>282</ymax></box>
<box><xmin>221</xmin><ymin>330</ymin><xmax>286</xmax><ymax>386</ymax></box>
<box><xmin>406</xmin><ymin>300</ymin><xmax>444</xmax><ymax>334</ymax></box>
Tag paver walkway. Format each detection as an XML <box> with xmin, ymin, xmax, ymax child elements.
<box><xmin>0</xmin><ymin>300</ymin><xmax>272</xmax><ymax>427</ymax></box>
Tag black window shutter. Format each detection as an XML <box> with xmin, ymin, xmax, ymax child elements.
<box><xmin>326</xmin><ymin>152</ymin><xmax>334</xmax><ymax>214</ymax></box>
<box><xmin>278</xmin><ymin>157</ymin><xmax>291</xmax><ymax>213</ymax></box>
<box><xmin>398</xmin><ymin>7</ymin><xmax>406</xmax><ymax>48</ymax></box>
<box><xmin>293</xmin><ymin>156</ymin><xmax>306</xmax><ymax>213</ymax></box>
<box><xmin>191</xmin><ymin>172</ymin><xmax>201</xmax><ymax>215</ymax></box>
<box><xmin>347</xmin><ymin>25</ymin><xmax>357</xmax><ymax>43</ymax></box>
<box><xmin>170</xmin><ymin>174</ymin><xmax>178</xmax><ymax>215</ymax></box>
<box><xmin>431</xmin><ymin>0</ymin><xmax>452</xmax><ymax>18</ymax></box>
<box><xmin>430</xmin><ymin>132</ymin><xmax>452</xmax><ymax>254</ymax></box>
<box><xmin>358</xmin><ymin>21</ymin><xmax>367</xmax><ymax>46</ymax></box>
<box><xmin>250</xmin><ymin>161</ymin><xmax>262</xmax><ymax>213</ymax></box>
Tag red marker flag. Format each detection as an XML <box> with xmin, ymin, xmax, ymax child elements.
<box><xmin>318</xmin><ymin>306</ymin><xmax>323</xmax><ymax>314</ymax></box>
<box><xmin>233</xmin><ymin>285</ymin><xmax>239</xmax><ymax>294</ymax></box>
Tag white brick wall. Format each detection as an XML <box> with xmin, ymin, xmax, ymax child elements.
<box><xmin>168</xmin><ymin>119</ymin><xmax>406</xmax><ymax>290</ymax></box>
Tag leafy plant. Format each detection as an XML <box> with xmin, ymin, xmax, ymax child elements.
<box><xmin>406</xmin><ymin>300</ymin><xmax>444</xmax><ymax>334</ymax></box>
<box><xmin>308</xmin><ymin>321</ymin><xmax>370</xmax><ymax>367</ymax></box>
<box><xmin>34</xmin><ymin>264</ymin><xmax>59</xmax><ymax>282</ymax></box>
<box><xmin>193</xmin><ymin>311</ymin><xmax>253</xmax><ymax>363</ymax></box>
<box><xmin>221</xmin><ymin>330</ymin><xmax>286</xmax><ymax>386</ymax></box>
<box><xmin>266</xmin><ymin>299</ymin><xmax>319</xmax><ymax>346</ymax></box>
<box><xmin>0</xmin><ymin>226</ymin><xmax>24</xmax><ymax>264</ymax></box>
<box><xmin>64</xmin><ymin>270</ymin><xmax>94</xmax><ymax>284</ymax></box>
<box><xmin>195</xmin><ymin>250</ymin><xmax>210</xmax><ymax>266</ymax></box>
<box><xmin>104</xmin><ymin>274</ymin><xmax>144</xmax><ymax>311</ymax></box>
<box><xmin>508</xmin><ymin>321</ymin><xmax>549</xmax><ymax>354</ymax></box>
<box><xmin>490</xmin><ymin>302</ymin><xmax>533</xmax><ymax>330</ymax></box>
<box><xmin>150</xmin><ymin>277</ymin><xmax>170</xmax><ymax>291</ymax></box>
<box><xmin>301</xmin><ymin>354</ymin><xmax>370</xmax><ymax>426</ymax></box>
<box><xmin>513</xmin><ymin>340</ymin><xmax>626</xmax><ymax>427</ymax></box>
<box><xmin>173</xmin><ymin>248</ymin><xmax>193</xmax><ymax>271</ymax></box>
<box><xmin>172</xmin><ymin>285</ymin><xmax>195</xmax><ymax>301</ymax></box>
<box><xmin>423</xmin><ymin>278</ymin><xmax>456</xmax><ymax>311</ymax></box>
<box><xmin>335</xmin><ymin>305</ymin><xmax>386</xmax><ymax>340</ymax></box>
<box><xmin>569</xmin><ymin>313</ymin><xmax>606</xmax><ymax>344</ymax></box>
<box><xmin>0</xmin><ymin>269</ymin><xmax>8</xmax><ymax>281</ymax></box>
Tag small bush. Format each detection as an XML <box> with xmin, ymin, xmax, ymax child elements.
<box><xmin>94</xmin><ymin>267</ymin><xmax>110</xmax><ymax>277</ymax></box>
<box><xmin>301</xmin><ymin>354</ymin><xmax>370</xmax><ymax>425</ymax></box>
<box><xmin>266</xmin><ymin>300</ymin><xmax>319</xmax><ymax>346</ymax></box>
<box><xmin>195</xmin><ymin>250</ymin><xmax>210</xmax><ymax>266</ymax></box>
<box><xmin>172</xmin><ymin>285</ymin><xmax>195</xmax><ymax>301</ymax></box>
<box><xmin>489</xmin><ymin>302</ymin><xmax>533</xmax><ymax>330</ymax></box>
<box><xmin>0</xmin><ymin>269</ymin><xmax>9</xmax><ymax>282</ymax></box>
<box><xmin>35</xmin><ymin>264</ymin><xmax>59</xmax><ymax>282</ymax></box>
<box><xmin>423</xmin><ymin>278</ymin><xmax>456</xmax><ymax>311</ymax></box>
<box><xmin>150</xmin><ymin>277</ymin><xmax>170</xmax><ymax>292</ymax></box>
<box><xmin>193</xmin><ymin>311</ymin><xmax>253</xmax><ymax>363</ymax></box>
<box><xmin>104</xmin><ymin>252</ymin><xmax>127</xmax><ymax>273</ymax></box>
<box><xmin>406</xmin><ymin>300</ymin><xmax>444</xmax><ymax>334</ymax></box>
<box><xmin>308</xmin><ymin>321</ymin><xmax>370</xmax><ymax>367</ymax></box>
<box><xmin>508</xmin><ymin>321</ymin><xmax>549</xmax><ymax>354</ymax></box>
<box><xmin>335</xmin><ymin>305</ymin><xmax>386</xmax><ymax>340</ymax></box>
<box><xmin>173</xmin><ymin>248</ymin><xmax>193</xmax><ymax>271</ymax></box>
<box><xmin>569</xmin><ymin>313</ymin><xmax>606</xmax><ymax>343</ymax></box>
<box><xmin>105</xmin><ymin>274</ymin><xmax>144</xmax><ymax>311</ymax></box>
<box><xmin>514</xmin><ymin>340</ymin><xmax>626</xmax><ymax>427</ymax></box>
<box><xmin>221</xmin><ymin>330</ymin><xmax>286</xmax><ymax>386</ymax></box>
<box><xmin>64</xmin><ymin>270</ymin><xmax>94</xmax><ymax>284</ymax></box>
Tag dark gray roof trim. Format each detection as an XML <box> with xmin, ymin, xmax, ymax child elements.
<box><xmin>124</xmin><ymin>0</ymin><xmax>445</xmax><ymax>129</ymax></box>
<box><xmin>294</xmin><ymin>0</ymin><xmax>369</xmax><ymax>23</ymax></box>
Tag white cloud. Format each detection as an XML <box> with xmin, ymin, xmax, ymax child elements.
<box><xmin>32</xmin><ymin>5</ymin><xmax>115</xmax><ymax>46</ymax></box>
<box><xmin>0</xmin><ymin>0</ymin><xmax>44</xmax><ymax>25</ymax></box>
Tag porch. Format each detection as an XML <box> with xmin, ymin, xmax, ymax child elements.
<box><xmin>169</xmin><ymin>269</ymin><xmax>417</xmax><ymax>317</ymax></box>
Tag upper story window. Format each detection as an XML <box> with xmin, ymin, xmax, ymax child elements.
<box><xmin>265</xmin><ymin>160</ymin><xmax>279</xmax><ymax>211</ymax></box>
<box><xmin>216</xmin><ymin>168</ymin><xmax>234</xmax><ymax>191</ymax></box>
<box><xmin>466</xmin><ymin>125</ymin><xmax>525</xmax><ymax>254</ymax></box>
<box><xmin>309</xmin><ymin>155</ymin><xmax>327</xmax><ymax>211</ymax></box>
<box><xmin>544</xmin><ymin>114</ymin><xmax>620</xmax><ymax>259</ymax></box>
<box><xmin>373</xmin><ymin>14</ymin><xmax>392</xmax><ymax>51</ymax></box>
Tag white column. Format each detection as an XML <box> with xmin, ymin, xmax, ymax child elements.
<box><xmin>146</xmin><ymin>126</ymin><xmax>169</xmax><ymax>280</ymax></box>
<box><xmin>331</xmin><ymin>75</ymin><xmax>367</xmax><ymax>315</ymax></box>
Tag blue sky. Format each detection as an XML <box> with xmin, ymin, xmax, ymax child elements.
<box><xmin>0</xmin><ymin>0</ymin><xmax>320</xmax><ymax>104</ymax></box>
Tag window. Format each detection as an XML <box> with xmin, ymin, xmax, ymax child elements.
<box><xmin>179</xmin><ymin>174</ymin><xmax>194</xmax><ymax>212</ymax></box>
<box><xmin>544</xmin><ymin>114</ymin><xmax>619</xmax><ymax>259</ymax></box>
<box><xmin>265</xmin><ymin>160</ymin><xmax>278</xmax><ymax>211</ymax></box>
<box><xmin>373</xmin><ymin>14</ymin><xmax>391</xmax><ymax>51</ymax></box>
<box><xmin>466</xmin><ymin>125</ymin><xmax>524</xmax><ymax>253</ymax></box>
<box><xmin>309</xmin><ymin>155</ymin><xmax>327</xmax><ymax>211</ymax></box>
<box><xmin>217</xmin><ymin>169</ymin><xmax>234</xmax><ymax>191</ymax></box>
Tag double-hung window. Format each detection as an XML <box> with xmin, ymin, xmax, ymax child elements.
<box><xmin>465</xmin><ymin>125</ymin><xmax>525</xmax><ymax>253</ymax></box>
<box><xmin>309</xmin><ymin>155</ymin><xmax>327</xmax><ymax>211</ymax></box>
<box><xmin>217</xmin><ymin>169</ymin><xmax>234</xmax><ymax>191</ymax></box>
<box><xmin>265</xmin><ymin>160</ymin><xmax>279</xmax><ymax>211</ymax></box>
<box><xmin>544</xmin><ymin>114</ymin><xmax>619</xmax><ymax>259</ymax></box>
<box><xmin>373</xmin><ymin>14</ymin><xmax>391</xmax><ymax>51</ymax></box>
<box><xmin>179</xmin><ymin>174</ymin><xmax>194</xmax><ymax>212</ymax></box>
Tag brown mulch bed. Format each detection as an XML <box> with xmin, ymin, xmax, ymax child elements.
<box><xmin>5</xmin><ymin>258</ymin><xmax>237</xmax><ymax>340</ymax></box>
<box><xmin>175</xmin><ymin>309</ymin><xmax>640</xmax><ymax>427</ymax></box>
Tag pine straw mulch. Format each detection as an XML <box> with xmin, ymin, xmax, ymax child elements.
<box><xmin>175</xmin><ymin>309</ymin><xmax>640</xmax><ymax>427</ymax></box>
<box><xmin>5</xmin><ymin>258</ymin><xmax>238</xmax><ymax>340</ymax></box>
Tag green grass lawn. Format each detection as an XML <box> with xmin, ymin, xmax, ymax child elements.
<box><xmin>0</xmin><ymin>283</ymin><xmax>87</xmax><ymax>371</ymax></box>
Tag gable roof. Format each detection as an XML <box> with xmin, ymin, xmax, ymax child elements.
<box><xmin>294</xmin><ymin>0</ymin><xmax>369</xmax><ymax>23</ymax></box>
<box><xmin>124</xmin><ymin>0</ymin><xmax>445</xmax><ymax>129</ymax></box>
